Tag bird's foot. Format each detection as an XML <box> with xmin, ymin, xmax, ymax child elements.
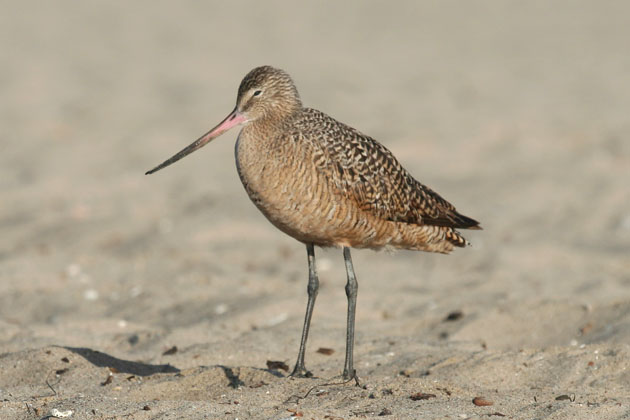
<box><xmin>342</xmin><ymin>369</ymin><xmax>361</xmax><ymax>387</ymax></box>
<box><xmin>289</xmin><ymin>365</ymin><xmax>313</xmax><ymax>378</ymax></box>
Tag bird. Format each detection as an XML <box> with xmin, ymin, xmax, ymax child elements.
<box><xmin>146</xmin><ymin>65</ymin><xmax>480</xmax><ymax>381</ymax></box>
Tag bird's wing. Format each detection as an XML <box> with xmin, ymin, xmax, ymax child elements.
<box><xmin>297</xmin><ymin>109</ymin><xmax>479</xmax><ymax>229</ymax></box>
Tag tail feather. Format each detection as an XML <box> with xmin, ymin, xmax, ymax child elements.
<box><xmin>453</xmin><ymin>212</ymin><xmax>482</xmax><ymax>230</ymax></box>
<box><xmin>445</xmin><ymin>228</ymin><xmax>469</xmax><ymax>248</ymax></box>
<box><xmin>424</xmin><ymin>211</ymin><xmax>482</xmax><ymax>230</ymax></box>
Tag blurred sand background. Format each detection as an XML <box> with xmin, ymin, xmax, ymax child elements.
<box><xmin>1</xmin><ymin>1</ymin><xmax>629</xmax><ymax>419</ymax></box>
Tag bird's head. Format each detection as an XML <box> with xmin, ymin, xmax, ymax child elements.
<box><xmin>145</xmin><ymin>66</ymin><xmax>300</xmax><ymax>175</ymax></box>
<box><xmin>235</xmin><ymin>65</ymin><xmax>302</xmax><ymax>123</ymax></box>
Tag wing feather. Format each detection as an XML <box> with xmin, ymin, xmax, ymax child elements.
<box><xmin>291</xmin><ymin>109</ymin><xmax>480</xmax><ymax>230</ymax></box>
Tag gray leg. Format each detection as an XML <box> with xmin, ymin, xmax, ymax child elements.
<box><xmin>290</xmin><ymin>243</ymin><xmax>319</xmax><ymax>377</ymax></box>
<box><xmin>342</xmin><ymin>247</ymin><xmax>358</xmax><ymax>381</ymax></box>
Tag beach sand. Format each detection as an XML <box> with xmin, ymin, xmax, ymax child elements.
<box><xmin>1</xmin><ymin>1</ymin><xmax>629</xmax><ymax>419</ymax></box>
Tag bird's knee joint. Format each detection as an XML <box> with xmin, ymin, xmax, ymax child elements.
<box><xmin>307</xmin><ymin>278</ymin><xmax>319</xmax><ymax>296</ymax></box>
<box><xmin>345</xmin><ymin>282</ymin><xmax>358</xmax><ymax>298</ymax></box>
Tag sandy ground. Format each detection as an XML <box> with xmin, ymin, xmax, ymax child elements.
<box><xmin>1</xmin><ymin>1</ymin><xmax>629</xmax><ymax>419</ymax></box>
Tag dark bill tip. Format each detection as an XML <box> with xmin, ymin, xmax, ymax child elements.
<box><xmin>144</xmin><ymin>108</ymin><xmax>246</xmax><ymax>176</ymax></box>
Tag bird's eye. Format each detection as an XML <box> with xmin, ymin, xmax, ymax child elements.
<box><xmin>253</xmin><ymin>90</ymin><xmax>262</xmax><ymax>97</ymax></box>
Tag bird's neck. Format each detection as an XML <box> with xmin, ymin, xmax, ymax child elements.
<box><xmin>247</xmin><ymin>108</ymin><xmax>299</xmax><ymax>140</ymax></box>
<box><xmin>240</xmin><ymin>120</ymin><xmax>282</xmax><ymax>151</ymax></box>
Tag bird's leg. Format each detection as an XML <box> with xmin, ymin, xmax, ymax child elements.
<box><xmin>342</xmin><ymin>247</ymin><xmax>359</xmax><ymax>382</ymax></box>
<box><xmin>290</xmin><ymin>243</ymin><xmax>319</xmax><ymax>378</ymax></box>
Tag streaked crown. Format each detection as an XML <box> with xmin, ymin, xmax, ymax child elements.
<box><xmin>236</xmin><ymin>66</ymin><xmax>302</xmax><ymax>122</ymax></box>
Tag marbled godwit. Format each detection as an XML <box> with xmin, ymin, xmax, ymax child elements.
<box><xmin>146</xmin><ymin>66</ymin><xmax>480</xmax><ymax>381</ymax></box>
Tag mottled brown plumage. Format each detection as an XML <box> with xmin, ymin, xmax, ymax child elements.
<box><xmin>234</xmin><ymin>66</ymin><xmax>479</xmax><ymax>253</ymax></box>
<box><xmin>147</xmin><ymin>65</ymin><xmax>480</xmax><ymax>381</ymax></box>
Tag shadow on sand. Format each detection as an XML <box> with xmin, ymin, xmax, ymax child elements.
<box><xmin>63</xmin><ymin>346</ymin><xmax>285</xmax><ymax>386</ymax></box>
<box><xmin>64</xmin><ymin>346</ymin><xmax>179</xmax><ymax>376</ymax></box>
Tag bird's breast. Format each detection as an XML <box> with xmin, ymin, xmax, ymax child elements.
<box><xmin>235</xmin><ymin>130</ymin><xmax>312</xmax><ymax>215</ymax></box>
<box><xmin>233</xmin><ymin>131</ymin><xmax>465</xmax><ymax>251</ymax></box>
<box><xmin>234</xmin><ymin>130</ymin><xmax>368</xmax><ymax>247</ymax></box>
